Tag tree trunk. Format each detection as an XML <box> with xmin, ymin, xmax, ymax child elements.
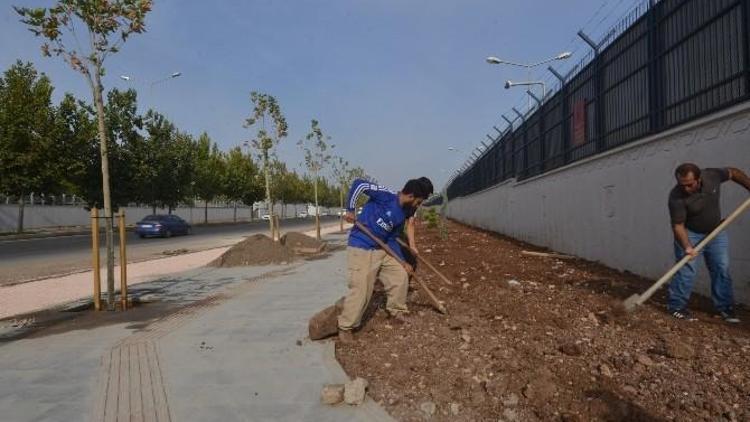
<box><xmin>263</xmin><ymin>150</ymin><xmax>274</xmax><ymax>240</ymax></box>
<box><xmin>204</xmin><ymin>201</ymin><xmax>209</xmax><ymax>224</ymax></box>
<box><xmin>92</xmin><ymin>68</ymin><xmax>116</xmax><ymax>311</ymax></box>
<box><xmin>314</xmin><ymin>172</ymin><xmax>321</xmax><ymax>240</ymax></box>
<box><xmin>339</xmin><ymin>188</ymin><xmax>344</xmax><ymax>232</ymax></box>
<box><xmin>152</xmin><ymin>204</ymin><xmax>156</xmax><ymax>215</ymax></box>
<box><xmin>233</xmin><ymin>201</ymin><xmax>237</xmax><ymax>223</ymax></box>
<box><xmin>17</xmin><ymin>196</ymin><xmax>25</xmax><ymax>234</ymax></box>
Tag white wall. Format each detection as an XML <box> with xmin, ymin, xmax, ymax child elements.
<box><xmin>445</xmin><ymin>102</ymin><xmax>750</xmax><ymax>304</ymax></box>
<box><xmin>0</xmin><ymin>203</ymin><xmax>332</xmax><ymax>232</ymax></box>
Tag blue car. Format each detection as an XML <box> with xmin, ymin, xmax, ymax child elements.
<box><xmin>135</xmin><ymin>214</ymin><xmax>191</xmax><ymax>238</ymax></box>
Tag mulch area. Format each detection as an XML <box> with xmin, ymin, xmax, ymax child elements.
<box><xmin>336</xmin><ymin>220</ymin><xmax>750</xmax><ymax>421</ymax></box>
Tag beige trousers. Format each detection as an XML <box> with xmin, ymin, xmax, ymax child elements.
<box><xmin>338</xmin><ymin>247</ymin><xmax>409</xmax><ymax>330</ymax></box>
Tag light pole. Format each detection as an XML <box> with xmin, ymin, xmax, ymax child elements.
<box><xmin>486</xmin><ymin>51</ymin><xmax>571</xmax><ymax>109</ymax></box>
<box><xmin>504</xmin><ymin>80</ymin><xmax>546</xmax><ymax>105</ymax></box>
<box><xmin>119</xmin><ymin>71</ymin><xmax>183</xmax><ymax>106</ymax></box>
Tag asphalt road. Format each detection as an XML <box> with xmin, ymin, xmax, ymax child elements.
<box><xmin>0</xmin><ymin>216</ymin><xmax>340</xmax><ymax>286</ymax></box>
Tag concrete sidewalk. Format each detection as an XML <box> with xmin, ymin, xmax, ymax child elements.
<box><xmin>0</xmin><ymin>231</ymin><xmax>393</xmax><ymax>421</ymax></box>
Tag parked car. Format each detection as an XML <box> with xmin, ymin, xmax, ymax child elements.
<box><xmin>261</xmin><ymin>214</ymin><xmax>271</xmax><ymax>220</ymax></box>
<box><xmin>298</xmin><ymin>212</ymin><xmax>308</xmax><ymax>218</ymax></box>
<box><xmin>135</xmin><ymin>214</ymin><xmax>191</xmax><ymax>238</ymax></box>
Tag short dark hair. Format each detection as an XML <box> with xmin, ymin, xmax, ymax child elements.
<box><xmin>402</xmin><ymin>177</ymin><xmax>433</xmax><ymax>199</ymax></box>
<box><xmin>675</xmin><ymin>163</ymin><xmax>701</xmax><ymax>179</ymax></box>
<box><xmin>417</xmin><ymin>177</ymin><xmax>434</xmax><ymax>196</ymax></box>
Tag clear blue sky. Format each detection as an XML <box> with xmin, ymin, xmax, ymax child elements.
<box><xmin>1</xmin><ymin>0</ymin><xmax>641</xmax><ymax>190</ymax></box>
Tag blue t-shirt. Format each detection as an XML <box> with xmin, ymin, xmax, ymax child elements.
<box><xmin>347</xmin><ymin>179</ymin><xmax>409</xmax><ymax>260</ymax></box>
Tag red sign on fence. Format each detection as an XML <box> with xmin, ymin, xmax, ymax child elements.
<box><xmin>572</xmin><ymin>100</ymin><xmax>586</xmax><ymax>146</ymax></box>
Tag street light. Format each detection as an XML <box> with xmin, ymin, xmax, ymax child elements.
<box><xmin>485</xmin><ymin>51</ymin><xmax>572</xmax><ymax>67</ymax></box>
<box><xmin>486</xmin><ymin>51</ymin><xmax>571</xmax><ymax>109</ymax></box>
<box><xmin>505</xmin><ymin>79</ymin><xmax>546</xmax><ymax>104</ymax></box>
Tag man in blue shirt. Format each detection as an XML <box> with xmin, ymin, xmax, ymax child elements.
<box><xmin>338</xmin><ymin>177</ymin><xmax>433</xmax><ymax>341</ymax></box>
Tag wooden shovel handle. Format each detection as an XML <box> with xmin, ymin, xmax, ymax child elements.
<box><xmin>353</xmin><ymin>221</ymin><xmax>447</xmax><ymax>314</ymax></box>
<box><xmin>396</xmin><ymin>238</ymin><xmax>454</xmax><ymax>286</ymax></box>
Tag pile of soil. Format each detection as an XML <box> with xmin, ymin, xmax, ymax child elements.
<box><xmin>336</xmin><ymin>220</ymin><xmax>750</xmax><ymax>421</ymax></box>
<box><xmin>208</xmin><ymin>234</ymin><xmax>296</xmax><ymax>267</ymax></box>
<box><xmin>281</xmin><ymin>232</ymin><xmax>326</xmax><ymax>251</ymax></box>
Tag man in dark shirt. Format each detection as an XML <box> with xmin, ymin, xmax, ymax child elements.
<box><xmin>667</xmin><ymin>163</ymin><xmax>750</xmax><ymax>323</ymax></box>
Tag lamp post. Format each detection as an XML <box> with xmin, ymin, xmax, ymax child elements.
<box><xmin>119</xmin><ymin>71</ymin><xmax>183</xmax><ymax>106</ymax></box>
<box><xmin>486</xmin><ymin>52</ymin><xmax>571</xmax><ymax>109</ymax></box>
<box><xmin>504</xmin><ymin>80</ymin><xmax>546</xmax><ymax>105</ymax></box>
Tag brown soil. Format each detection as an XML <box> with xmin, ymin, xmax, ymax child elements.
<box><xmin>208</xmin><ymin>234</ymin><xmax>296</xmax><ymax>267</ymax></box>
<box><xmin>336</xmin><ymin>220</ymin><xmax>750</xmax><ymax>421</ymax></box>
<box><xmin>281</xmin><ymin>232</ymin><xmax>326</xmax><ymax>250</ymax></box>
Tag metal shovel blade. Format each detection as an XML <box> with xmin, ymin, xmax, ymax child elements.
<box><xmin>622</xmin><ymin>293</ymin><xmax>641</xmax><ymax>312</ymax></box>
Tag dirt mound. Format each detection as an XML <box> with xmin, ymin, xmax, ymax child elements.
<box><xmin>336</xmin><ymin>220</ymin><xmax>750</xmax><ymax>421</ymax></box>
<box><xmin>281</xmin><ymin>232</ymin><xmax>326</xmax><ymax>252</ymax></box>
<box><xmin>208</xmin><ymin>234</ymin><xmax>296</xmax><ymax>267</ymax></box>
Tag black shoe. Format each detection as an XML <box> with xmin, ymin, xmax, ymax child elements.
<box><xmin>719</xmin><ymin>309</ymin><xmax>741</xmax><ymax>324</ymax></box>
<box><xmin>670</xmin><ymin>309</ymin><xmax>697</xmax><ymax>321</ymax></box>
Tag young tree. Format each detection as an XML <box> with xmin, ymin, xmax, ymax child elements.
<box><xmin>0</xmin><ymin>61</ymin><xmax>58</xmax><ymax>233</ymax></box>
<box><xmin>298</xmin><ymin>119</ymin><xmax>334</xmax><ymax>240</ymax></box>
<box><xmin>193</xmin><ymin>132</ymin><xmax>225</xmax><ymax>224</ymax></box>
<box><xmin>16</xmin><ymin>0</ymin><xmax>153</xmax><ymax>310</ymax></box>
<box><xmin>331</xmin><ymin>156</ymin><xmax>351</xmax><ymax>231</ymax></box>
<box><xmin>244</xmin><ymin>92</ymin><xmax>287</xmax><ymax>239</ymax></box>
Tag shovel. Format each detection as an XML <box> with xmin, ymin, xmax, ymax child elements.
<box><xmin>354</xmin><ymin>221</ymin><xmax>447</xmax><ymax>314</ymax></box>
<box><xmin>396</xmin><ymin>238</ymin><xmax>454</xmax><ymax>286</ymax></box>
<box><xmin>622</xmin><ymin>197</ymin><xmax>750</xmax><ymax>312</ymax></box>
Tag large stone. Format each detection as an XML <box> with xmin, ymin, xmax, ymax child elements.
<box><xmin>308</xmin><ymin>297</ymin><xmax>345</xmax><ymax>341</ymax></box>
<box><xmin>344</xmin><ymin>377</ymin><xmax>369</xmax><ymax>405</ymax></box>
<box><xmin>320</xmin><ymin>384</ymin><xmax>345</xmax><ymax>405</ymax></box>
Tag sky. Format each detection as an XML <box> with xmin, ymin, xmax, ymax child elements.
<box><xmin>1</xmin><ymin>0</ymin><xmax>644</xmax><ymax>191</ymax></box>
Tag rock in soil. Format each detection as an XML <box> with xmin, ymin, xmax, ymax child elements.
<box><xmin>662</xmin><ymin>335</ymin><xmax>696</xmax><ymax>359</ymax></box>
<box><xmin>207</xmin><ymin>234</ymin><xmax>296</xmax><ymax>267</ymax></box>
<box><xmin>450</xmin><ymin>402</ymin><xmax>460</xmax><ymax>415</ymax></box>
<box><xmin>309</xmin><ymin>297</ymin><xmax>344</xmax><ymax>341</ymax></box>
<box><xmin>559</xmin><ymin>341</ymin><xmax>583</xmax><ymax>356</ymax></box>
<box><xmin>419</xmin><ymin>401</ymin><xmax>436</xmax><ymax>417</ymax></box>
<box><xmin>320</xmin><ymin>384</ymin><xmax>345</xmax><ymax>405</ymax></box>
<box><xmin>344</xmin><ymin>377</ymin><xmax>368</xmax><ymax>405</ymax></box>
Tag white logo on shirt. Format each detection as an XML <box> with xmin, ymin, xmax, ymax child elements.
<box><xmin>376</xmin><ymin>217</ymin><xmax>393</xmax><ymax>232</ymax></box>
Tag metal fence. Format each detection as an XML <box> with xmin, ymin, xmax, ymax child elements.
<box><xmin>448</xmin><ymin>0</ymin><xmax>749</xmax><ymax>199</ymax></box>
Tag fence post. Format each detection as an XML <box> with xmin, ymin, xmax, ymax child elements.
<box><xmin>91</xmin><ymin>208</ymin><xmax>102</xmax><ymax>311</ymax></box>
<box><xmin>647</xmin><ymin>0</ymin><xmax>664</xmax><ymax>132</ymax></box>
<box><xmin>119</xmin><ymin>209</ymin><xmax>128</xmax><ymax>310</ymax></box>
<box><xmin>742</xmin><ymin>0</ymin><xmax>750</xmax><ymax>95</ymax></box>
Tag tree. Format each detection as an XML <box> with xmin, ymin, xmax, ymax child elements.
<box><xmin>17</xmin><ymin>0</ymin><xmax>153</xmax><ymax>310</ymax></box>
<box><xmin>193</xmin><ymin>132</ymin><xmax>225</xmax><ymax>224</ymax></box>
<box><xmin>244</xmin><ymin>91</ymin><xmax>288</xmax><ymax>240</ymax></box>
<box><xmin>331</xmin><ymin>156</ymin><xmax>351</xmax><ymax>231</ymax></box>
<box><xmin>298</xmin><ymin>119</ymin><xmax>334</xmax><ymax>240</ymax></box>
<box><xmin>0</xmin><ymin>61</ymin><xmax>58</xmax><ymax>233</ymax></box>
<box><xmin>55</xmin><ymin>92</ymin><xmax>98</xmax><ymax>206</ymax></box>
<box><xmin>140</xmin><ymin>110</ymin><xmax>194</xmax><ymax>213</ymax></box>
<box><xmin>223</xmin><ymin>147</ymin><xmax>262</xmax><ymax>222</ymax></box>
